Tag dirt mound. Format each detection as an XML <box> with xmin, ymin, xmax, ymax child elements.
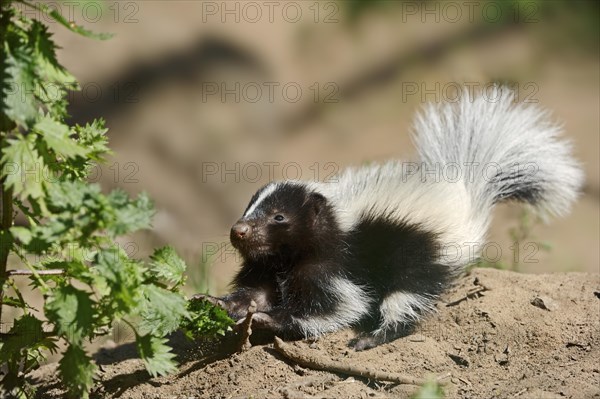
<box><xmin>31</xmin><ymin>268</ymin><xmax>600</xmax><ymax>398</ymax></box>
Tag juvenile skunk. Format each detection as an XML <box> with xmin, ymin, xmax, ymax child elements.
<box><xmin>210</xmin><ymin>88</ymin><xmax>583</xmax><ymax>350</ymax></box>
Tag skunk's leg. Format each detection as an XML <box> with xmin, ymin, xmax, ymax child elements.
<box><xmin>350</xmin><ymin>292</ymin><xmax>435</xmax><ymax>351</ymax></box>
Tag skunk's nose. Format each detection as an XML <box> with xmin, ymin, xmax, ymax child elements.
<box><xmin>231</xmin><ymin>222</ymin><xmax>251</xmax><ymax>240</ymax></box>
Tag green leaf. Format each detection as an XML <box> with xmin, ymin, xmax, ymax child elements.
<box><xmin>149</xmin><ymin>246</ymin><xmax>187</xmax><ymax>285</ymax></box>
<box><xmin>28</xmin><ymin>21</ymin><xmax>78</xmax><ymax>89</ymax></box>
<box><xmin>19</xmin><ymin>219</ymin><xmax>68</xmax><ymax>254</ymax></box>
<box><xmin>94</xmin><ymin>248</ymin><xmax>143</xmax><ymax>313</ymax></box>
<box><xmin>2</xmin><ymin>38</ymin><xmax>38</xmax><ymax>127</ymax></box>
<box><xmin>0</xmin><ymin>314</ymin><xmax>44</xmax><ymax>363</ymax></box>
<box><xmin>1</xmin><ymin>296</ymin><xmax>25</xmax><ymax>308</ymax></box>
<box><xmin>1</xmin><ymin>135</ymin><xmax>45</xmax><ymax>200</ymax></box>
<box><xmin>10</xmin><ymin>226</ymin><xmax>32</xmax><ymax>245</ymax></box>
<box><xmin>136</xmin><ymin>335</ymin><xmax>178</xmax><ymax>377</ymax></box>
<box><xmin>46</xmin><ymin>180</ymin><xmax>100</xmax><ymax>211</ymax></box>
<box><xmin>76</xmin><ymin>119</ymin><xmax>110</xmax><ymax>161</ymax></box>
<box><xmin>0</xmin><ymin>2</ymin><xmax>202</xmax><ymax>397</ymax></box>
<box><xmin>34</xmin><ymin>116</ymin><xmax>88</xmax><ymax>159</ymax></box>
<box><xmin>27</xmin><ymin>20</ymin><xmax>78</xmax><ymax>118</ymax></box>
<box><xmin>137</xmin><ymin>285</ymin><xmax>189</xmax><ymax>337</ymax></box>
<box><xmin>58</xmin><ymin>345</ymin><xmax>97</xmax><ymax>399</ymax></box>
<box><xmin>24</xmin><ymin>1</ymin><xmax>113</xmax><ymax>40</ymax></box>
<box><xmin>182</xmin><ymin>299</ymin><xmax>234</xmax><ymax>339</ymax></box>
<box><xmin>0</xmin><ymin>314</ymin><xmax>58</xmax><ymax>379</ymax></box>
<box><xmin>44</xmin><ymin>260</ymin><xmax>96</xmax><ymax>287</ymax></box>
<box><xmin>45</xmin><ymin>285</ymin><xmax>94</xmax><ymax>345</ymax></box>
<box><xmin>107</xmin><ymin>191</ymin><xmax>154</xmax><ymax>236</ymax></box>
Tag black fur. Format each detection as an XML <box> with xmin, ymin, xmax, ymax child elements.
<box><xmin>223</xmin><ymin>183</ymin><xmax>347</xmax><ymax>339</ymax></box>
<box><xmin>345</xmin><ymin>215</ymin><xmax>452</xmax><ymax>330</ymax></box>
<box><xmin>217</xmin><ymin>182</ymin><xmax>453</xmax><ymax>349</ymax></box>
<box><xmin>487</xmin><ymin>160</ymin><xmax>545</xmax><ymax>206</ymax></box>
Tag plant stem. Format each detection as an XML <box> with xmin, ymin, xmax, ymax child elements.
<box><xmin>0</xmin><ymin>126</ymin><xmax>13</xmax><ymax>325</ymax></box>
<box><xmin>7</xmin><ymin>269</ymin><xmax>64</xmax><ymax>276</ymax></box>
<box><xmin>0</xmin><ymin>0</ymin><xmax>15</xmax><ymax>318</ymax></box>
<box><xmin>0</xmin><ymin>157</ymin><xmax>14</xmax><ymax>326</ymax></box>
<box><xmin>0</xmin><ymin>1</ymin><xmax>16</xmax><ymax>132</ymax></box>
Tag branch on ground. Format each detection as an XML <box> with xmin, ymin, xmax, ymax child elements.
<box><xmin>237</xmin><ymin>301</ymin><xmax>257</xmax><ymax>352</ymax></box>
<box><xmin>273</xmin><ymin>337</ymin><xmax>447</xmax><ymax>386</ymax></box>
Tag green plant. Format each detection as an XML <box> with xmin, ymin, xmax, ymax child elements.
<box><xmin>182</xmin><ymin>298</ymin><xmax>234</xmax><ymax>340</ymax></box>
<box><xmin>471</xmin><ymin>208</ymin><xmax>551</xmax><ymax>272</ymax></box>
<box><xmin>506</xmin><ymin>209</ymin><xmax>552</xmax><ymax>271</ymax></box>
<box><xmin>411</xmin><ymin>378</ymin><xmax>444</xmax><ymax>399</ymax></box>
<box><xmin>189</xmin><ymin>253</ymin><xmax>214</xmax><ymax>295</ymax></box>
<box><xmin>0</xmin><ymin>2</ymin><xmax>231</xmax><ymax>398</ymax></box>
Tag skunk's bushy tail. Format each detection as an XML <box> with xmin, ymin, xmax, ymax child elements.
<box><xmin>413</xmin><ymin>87</ymin><xmax>583</xmax><ymax>218</ymax></box>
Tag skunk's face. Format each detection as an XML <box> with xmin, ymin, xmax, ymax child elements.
<box><xmin>230</xmin><ymin>182</ymin><xmax>326</xmax><ymax>261</ymax></box>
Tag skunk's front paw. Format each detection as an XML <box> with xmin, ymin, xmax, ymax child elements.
<box><xmin>250</xmin><ymin>311</ymin><xmax>283</xmax><ymax>331</ymax></box>
<box><xmin>191</xmin><ymin>293</ymin><xmax>226</xmax><ymax>308</ymax></box>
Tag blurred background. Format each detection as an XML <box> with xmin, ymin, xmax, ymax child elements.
<box><xmin>43</xmin><ymin>0</ymin><xmax>598</xmax><ymax>295</ymax></box>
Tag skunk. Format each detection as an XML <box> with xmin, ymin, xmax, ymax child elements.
<box><xmin>209</xmin><ymin>88</ymin><xmax>583</xmax><ymax>350</ymax></box>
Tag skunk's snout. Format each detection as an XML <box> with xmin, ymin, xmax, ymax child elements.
<box><xmin>231</xmin><ymin>221</ymin><xmax>251</xmax><ymax>241</ymax></box>
<box><xmin>230</xmin><ymin>219</ymin><xmax>272</xmax><ymax>258</ymax></box>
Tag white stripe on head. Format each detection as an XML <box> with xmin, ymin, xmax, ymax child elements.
<box><xmin>244</xmin><ymin>182</ymin><xmax>278</xmax><ymax>218</ymax></box>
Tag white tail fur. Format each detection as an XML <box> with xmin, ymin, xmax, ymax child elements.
<box><xmin>413</xmin><ymin>87</ymin><xmax>583</xmax><ymax>219</ymax></box>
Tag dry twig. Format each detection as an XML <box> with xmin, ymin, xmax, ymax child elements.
<box><xmin>513</xmin><ymin>388</ymin><xmax>528</xmax><ymax>397</ymax></box>
<box><xmin>237</xmin><ymin>301</ymin><xmax>257</xmax><ymax>352</ymax></box>
<box><xmin>446</xmin><ymin>286</ymin><xmax>489</xmax><ymax>307</ymax></box>
<box><xmin>273</xmin><ymin>337</ymin><xmax>443</xmax><ymax>386</ymax></box>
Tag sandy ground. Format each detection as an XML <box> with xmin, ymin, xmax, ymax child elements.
<box><xmin>30</xmin><ymin>268</ymin><xmax>600</xmax><ymax>399</ymax></box>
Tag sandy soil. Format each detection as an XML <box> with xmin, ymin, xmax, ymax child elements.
<box><xmin>30</xmin><ymin>268</ymin><xmax>600</xmax><ymax>399</ymax></box>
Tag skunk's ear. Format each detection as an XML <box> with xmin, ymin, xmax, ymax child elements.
<box><xmin>309</xmin><ymin>193</ymin><xmax>327</xmax><ymax>224</ymax></box>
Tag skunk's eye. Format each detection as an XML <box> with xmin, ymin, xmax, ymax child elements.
<box><xmin>274</xmin><ymin>214</ymin><xmax>285</xmax><ymax>222</ymax></box>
